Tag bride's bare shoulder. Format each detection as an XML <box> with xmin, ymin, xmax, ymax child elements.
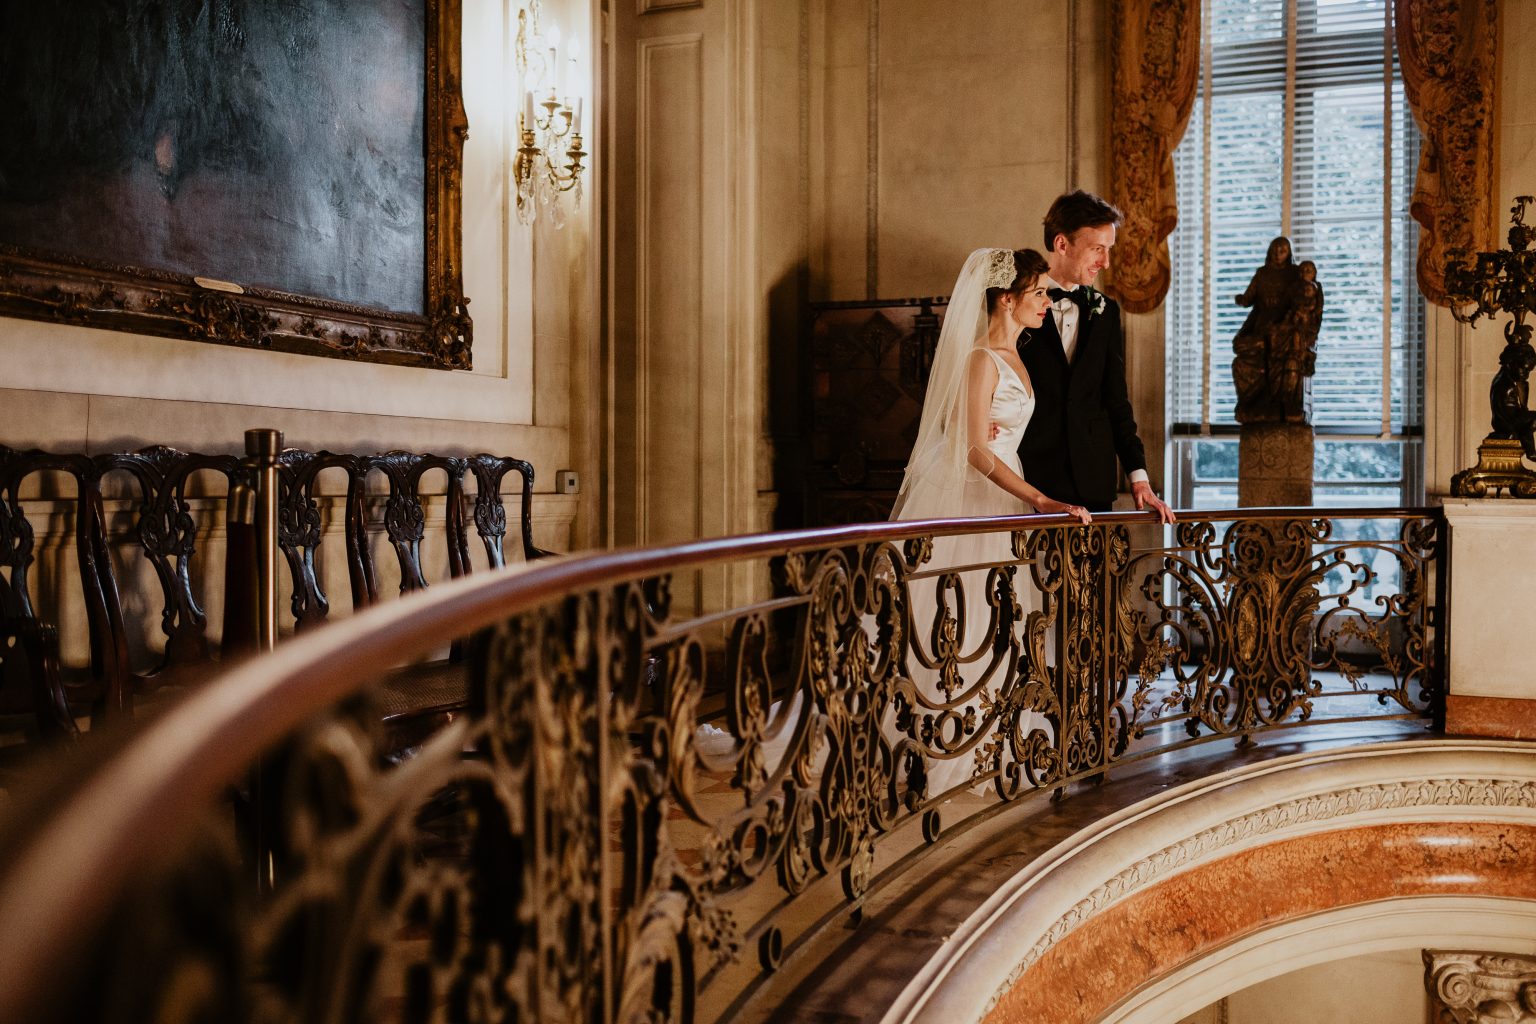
<box><xmin>966</xmin><ymin>348</ymin><xmax>1002</xmax><ymax>387</ymax></box>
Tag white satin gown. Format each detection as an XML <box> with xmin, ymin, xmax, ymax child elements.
<box><xmin>896</xmin><ymin>349</ymin><xmax>1039</xmax><ymax>795</ymax></box>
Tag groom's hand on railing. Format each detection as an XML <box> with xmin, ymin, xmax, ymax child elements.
<box><xmin>1132</xmin><ymin>479</ymin><xmax>1178</xmax><ymax>524</ymax></box>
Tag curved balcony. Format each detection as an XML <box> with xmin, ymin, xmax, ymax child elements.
<box><xmin>0</xmin><ymin>506</ymin><xmax>1475</xmax><ymax>1022</ymax></box>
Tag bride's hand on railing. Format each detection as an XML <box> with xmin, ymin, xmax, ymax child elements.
<box><xmin>1035</xmin><ymin>496</ymin><xmax>1092</xmax><ymax>524</ymax></box>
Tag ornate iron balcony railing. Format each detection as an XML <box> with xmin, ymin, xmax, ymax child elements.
<box><xmin>0</xmin><ymin>507</ymin><xmax>1443</xmax><ymax>1023</ymax></box>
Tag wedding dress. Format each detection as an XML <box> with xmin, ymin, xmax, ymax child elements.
<box><xmin>900</xmin><ymin>349</ymin><xmax>1035</xmax><ymax>524</ymax></box>
<box><xmin>889</xmin><ymin>248</ymin><xmax>1043</xmax><ymax>797</ymax></box>
<box><xmin>698</xmin><ymin>251</ymin><xmax>1043</xmax><ymax>799</ymax></box>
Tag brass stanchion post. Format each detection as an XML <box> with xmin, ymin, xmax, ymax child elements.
<box><xmin>246</xmin><ymin>428</ymin><xmax>282</xmax><ymax>653</ymax></box>
<box><xmin>241</xmin><ymin>428</ymin><xmax>282</xmax><ymax>894</ymax></box>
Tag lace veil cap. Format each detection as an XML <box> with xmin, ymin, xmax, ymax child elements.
<box><xmin>982</xmin><ymin>247</ymin><xmax>1017</xmax><ymax>290</ymax></box>
<box><xmin>890</xmin><ymin>246</ymin><xmax>1019</xmax><ymax>521</ymax></box>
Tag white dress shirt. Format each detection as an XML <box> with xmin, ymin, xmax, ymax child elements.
<box><xmin>1046</xmin><ymin>275</ymin><xmax>1148</xmax><ymax>486</ymax></box>
<box><xmin>1046</xmin><ymin>275</ymin><xmax>1083</xmax><ymax>364</ymax></box>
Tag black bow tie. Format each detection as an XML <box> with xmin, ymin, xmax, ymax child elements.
<box><xmin>1048</xmin><ymin>286</ymin><xmax>1088</xmax><ymax>308</ymax></box>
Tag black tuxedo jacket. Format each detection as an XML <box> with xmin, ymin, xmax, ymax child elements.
<box><xmin>1016</xmin><ymin>293</ymin><xmax>1147</xmax><ymax>510</ymax></box>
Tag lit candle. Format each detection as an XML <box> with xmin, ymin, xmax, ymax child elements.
<box><xmin>522</xmin><ymin>90</ymin><xmax>534</xmax><ymax>130</ymax></box>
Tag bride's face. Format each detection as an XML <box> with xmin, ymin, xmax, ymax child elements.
<box><xmin>1009</xmin><ymin>278</ymin><xmax>1051</xmax><ymax>330</ymax></box>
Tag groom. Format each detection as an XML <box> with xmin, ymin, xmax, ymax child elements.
<box><xmin>1017</xmin><ymin>190</ymin><xmax>1176</xmax><ymax>522</ymax></box>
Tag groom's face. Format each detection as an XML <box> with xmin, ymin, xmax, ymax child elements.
<box><xmin>1054</xmin><ymin>223</ymin><xmax>1116</xmax><ymax>286</ymax></box>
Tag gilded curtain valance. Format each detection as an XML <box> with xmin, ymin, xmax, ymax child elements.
<box><xmin>1396</xmin><ymin>0</ymin><xmax>1500</xmax><ymax>306</ymax></box>
<box><xmin>1106</xmin><ymin>0</ymin><xmax>1200</xmax><ymax>315</ymax></box>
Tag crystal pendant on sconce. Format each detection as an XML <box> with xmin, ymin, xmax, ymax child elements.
<box><xmin>546</xmin><ymin>179</ymin><xmax>567</xmax><ymax>230</ymax></box>
<box><xmin>511</xmin><ymin>1</ymin><xmax>586</xmax><ymax>229</ymax></box>
<box><xmin>516</xmin><ymin>176</ymin><xmax>537</xmax><ymax>226</ymax></box>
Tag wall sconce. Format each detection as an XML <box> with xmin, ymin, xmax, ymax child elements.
<box><xmin>514</xmin><ymin>0</ymin><xmax>586</xmax><ymax>228</ymax></box>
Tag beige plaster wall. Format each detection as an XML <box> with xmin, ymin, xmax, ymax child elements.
<box><xmin>1178</xmin><ymin>949</ymin><xmax>1427</xmax><ymax>1024</ymax></box>
<box><xmin>805</xmin><ymin>0</ymin><xmax>1168</xmax><ymax>493</ymax></box>
<box><xmin>813</xmin><ymin>0</ymin><xmax>1109</xmax><ymax>302</ymax></box>
<box><xmin>758</xmin><ymin>0</ymin><xmax>810</xmax><ymax>533</ymax></box>
<box><xmin>0</xmin><ymin>0</ymin><xmax>599</xmax><ymax>547</ymax></box>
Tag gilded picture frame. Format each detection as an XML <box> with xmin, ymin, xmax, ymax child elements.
<box><xmin>0</xmin><ymin>1</ymin><xmax>471</xmax><ymax>370</ymax></box>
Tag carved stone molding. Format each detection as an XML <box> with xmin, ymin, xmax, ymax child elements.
<box><xmin>985</xmin><ymin>775</ymin><xmax>1536</xmax><ymax>1015</ymax></box>
<box><xmin>1425</xmin><ymin>950</ymin><xmax>1536</xmax><ymax>1023</ymax></box>
<box><xmin>1105</xmin><ymin>0</ymin><xmax>1200</xmax><ymax>314</ymax></box>
<box><xmin>1395</xmin><ymin>0</ymin><xmax>1499</xmax><ymax>306</ymax></box>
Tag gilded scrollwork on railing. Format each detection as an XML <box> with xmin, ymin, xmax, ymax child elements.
<box><xmin>0</xmin><ymin>510</ymin><xmax>1445</xmax><ymax>1024</ymax></box>
<box><xmin>1044</xmin><ymin>525</ymin><xmax>1139</xmax><ymax>776</ymax></box>
<box><xmin>1137</xmin><ymin>516</ymin><xmax>1439</xmax><ymax>742</ymax></box>
<box><xmin>1143</xmin><ymin>518</ymin><xmax>1326</xmax><ymax>736</ymax></box>
<box><xmin>1313</xmin><ymin>515</ymin><xmax>1441</xmax><ymax>713</ymax></box>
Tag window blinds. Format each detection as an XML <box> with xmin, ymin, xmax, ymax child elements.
<box><xmin>1165</xmin><ymin>0</ymin><xmax>1423</xmax><ymax>436</ymax></box>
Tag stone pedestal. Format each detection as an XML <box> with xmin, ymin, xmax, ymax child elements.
<box><xmin>1443</xmin><ymin>499</ymin><xmax>1536</xmax><ymax>737</ymax></box>
<box><xmin>1238</xmin><ymin>422</ymin><xmax>1313</xmax><ymax>507</ymax></box>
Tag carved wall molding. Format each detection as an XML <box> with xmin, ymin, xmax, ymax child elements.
<box><xmin>639</xmin><ymin>0</ymin><xmax>702</xmax><ymax>12</ymax></box>
<box><xmin>1395</xmin><ymin>0</ymin><xmax>1500</xmax><ymax>306</ymax></box>
<box><xmin>1426</xmin><ymin>950</ymin><xmax>1536</xmax><ymax>1023</ymax></box>
<box><xmin>611</xmin><ymin>0</ymin><xmax>764</xmax><ymax>611</ymax></box>
<box><xmin>632</xmin><ymin>31</ymin><xmax>706</xmax><ymax>549</ymax></box>
<box><xmin>984</xmin><ymin>775</ymin><xmax>1536</xmax><ymax>1016</ymax></box>
<box><xmin>1105</xmin><ymin>0</ymin><xmax>1200</xmax><ymax>314</ymax></box>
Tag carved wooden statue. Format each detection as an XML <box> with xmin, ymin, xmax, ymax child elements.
<box><xmin>1232</xmin><ymin>238</ymin><xmax>1324</xmax><ymax>424</ymax></box>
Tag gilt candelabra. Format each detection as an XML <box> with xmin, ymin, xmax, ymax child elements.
<box><xmin>514</xmin><ymin>0</ymin><xmax>585</xmax><ymax>228</ymax></box>
<box><xmin>1445</xmin><ymin>196</ymin><xmax>1536</xmax><ymax>497</ymax></box>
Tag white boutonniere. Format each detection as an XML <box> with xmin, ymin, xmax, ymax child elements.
<box><xmin>1082</xmin><ymin>285</ymin><xmax>1107</xmax><ymax>318</ymax></box>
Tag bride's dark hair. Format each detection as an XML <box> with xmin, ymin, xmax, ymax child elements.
<box><xmin>985</xmin><ymin>248</ymin><xmax>1050</xmax><ymax>313</ymax></box>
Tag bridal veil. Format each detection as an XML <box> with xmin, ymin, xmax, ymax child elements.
<box><xmin>890</xmin><ymin>247</ymin><xmax>1018</xmax><ymax>521</ymax></box>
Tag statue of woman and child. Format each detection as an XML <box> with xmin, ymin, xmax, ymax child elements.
<box><xmin>1231</xmin><ymin>236</ymin><xmax>1324</xmax><ymax>425</ymax></box>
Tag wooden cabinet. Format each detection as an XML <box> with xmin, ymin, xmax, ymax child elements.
<box><xmin>802</xmin><ymin>297</ymin><xmax>948</xmax><ymax>526</ymax></box>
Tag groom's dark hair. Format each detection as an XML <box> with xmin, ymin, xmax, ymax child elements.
<box><xmin>1043</xmin><ymin>190</ymin><xmax>1123</xmax><ymax>251</ymax></box>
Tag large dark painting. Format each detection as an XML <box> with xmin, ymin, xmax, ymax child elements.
<box><xmin>0</xmin><ymin>0</ymin><xmax>471</xmax><ymax>369</ymax></box>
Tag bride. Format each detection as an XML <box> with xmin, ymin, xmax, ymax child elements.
<box><xmin>890</xmin><ymin>246</ymin><xmax>1090</xmax><ymax>796</ymax></box>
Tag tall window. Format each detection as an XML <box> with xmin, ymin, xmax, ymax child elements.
<box><xmin>1164</xmin><ymin>0</ymin><xmax>1424</xmax><ymax>508</ymax></box>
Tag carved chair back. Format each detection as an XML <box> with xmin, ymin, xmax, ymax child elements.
<box><xmin>0</xmin><ymin>449</ymin><xmax>97</xmax><ymax>741</ymax></box>
<box><xmin>0</xmin><ymin>443</ymin><xmax>548</xmax><ymax>744</ymax></box>
<box><xmin>0</xmin><ymin>446</ymin><xmax>241</xmax><ymax>738</ymax></box>
<box><xmin>276</xmin><ymin>450</ymin><xmax>546</xmax><ymax>630</ymax></box>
